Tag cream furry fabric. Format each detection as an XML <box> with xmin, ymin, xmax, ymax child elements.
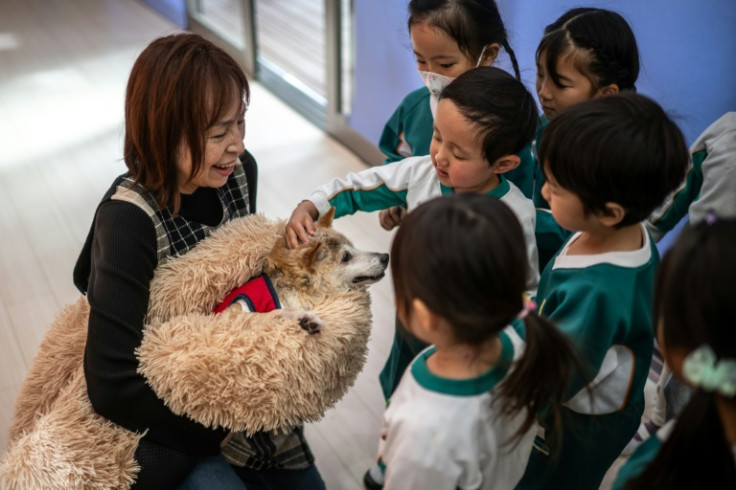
<box><xmin>0</xmin><ymin>214</ymin><xmax>375</xmax><ymax>489</ymax></box>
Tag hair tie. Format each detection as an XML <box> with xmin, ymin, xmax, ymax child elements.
<box><xmin>518</xmin><ymin>298</ymin><xmax>537</xmax><ymax>319</ymax></box>
<box><xmin>682</xmin><ymin>345</ymin><xmax>736</xmax><ymax>397</ymax></box>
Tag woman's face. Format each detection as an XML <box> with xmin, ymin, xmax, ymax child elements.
<box><xmin>177</xmin><ymin>97</ymin><xmax>246</xmax><ymax>194</ymax></box>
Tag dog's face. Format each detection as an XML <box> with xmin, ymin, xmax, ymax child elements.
<box><xmin>266</xmin><ymin>209</ymin><xmax>389</xmax><ymax>305</ymax></box>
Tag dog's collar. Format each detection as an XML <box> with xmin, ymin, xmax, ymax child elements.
<box><xmin>213</xmin><ymin>274</ymin><xmax>281</xmax><ymax>314</ymax></box>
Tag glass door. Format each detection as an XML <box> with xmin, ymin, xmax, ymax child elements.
<box><xmin>187</xmin><ymin>0</ymin><xmax>382</xmax><ymax>163</ymax></box>
<box><xmin>187</xmin><ymin>0</ymin><xmax>256</xmax><ymax>76</ymax></box>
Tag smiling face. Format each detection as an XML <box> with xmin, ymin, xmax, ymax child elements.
<box><xmin>177</xmin><ymin>95</ymin><xmax>246</xmax><ymax>194</ymax></box>
<box><xmin>409</xmin><ymin>21</ymin><xmax>481</xmax><ymax>78</ymax></box>
<box><xmin>429</xmin><ymin>98</ymin><xmax>500</xmax><ymax>194</ymax></box>
<box><xmin>535</xmin><ymin>50</ymin><xmax>600</xmax><ymax>120</ymax></box>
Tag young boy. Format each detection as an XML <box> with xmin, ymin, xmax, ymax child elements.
<box><xmin>516</xmin><ymin>93</ymin><xmax>689</xmax><ymax>489</ymax></box>
<box><xmin>285</xmin><ymin>67</ymin><xmax>540</xmax><ymax>297</ymax></box>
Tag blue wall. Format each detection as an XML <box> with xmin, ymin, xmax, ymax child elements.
<box><xmin>141</xmin><ymin>0</ymin><xmax>187</xmax><ymax>29</ymax></box>
<box><xmin>351</xmin><ymin>0</ymin><xmax>736</xmax><ymax>147</ymax></box>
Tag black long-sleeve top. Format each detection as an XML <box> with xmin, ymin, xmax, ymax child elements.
<box><xmin>74</xmin><ymin>186</ymin><xmax>230</xmax><ymax>456</ymax></box>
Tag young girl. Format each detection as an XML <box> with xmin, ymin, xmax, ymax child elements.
<box><xmin>612</xmin><ymin>216</ymin><xmax>736</xmax><ymax>489</ymax></box>
<box><xmin>379</xmin><ymin>0</ymin><xmax>532</xmax><ymax>233</ymax></box>
<box><xmin>375</xmin><ymin>193</ymin><xmax>580</xmax><ymax>489</ymax></box>
<box><xmin>516</xmin><ymin>93</ymin><xmax>689</xmax><ymax>489</ymax></box>
<box><xmin>532</xmin><ymin>7</ymin><xmax>640</xmax><ymax>269</ymax></box>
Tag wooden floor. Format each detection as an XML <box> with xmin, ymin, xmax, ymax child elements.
<box><xmin>0</xmin><ymin>1</ymin><xmax>392</xmax><ymax>488</ymax></box>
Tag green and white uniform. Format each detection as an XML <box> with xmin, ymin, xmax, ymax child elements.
<box><xmin>378</xmin><ymin>87</ymin><xmax>435</xmax><ymax>164</ymax></box>
<box><xmin>646</xmin><ymin>112</ymin><xmax>736</xmax><ymax>241</ymax></box>
<box><xmin>307</xmin><ymin>154</ymin><xmax>539</xmax><ymax>294</ymax></box>
<box><xmin>378</xmin><ymin>86</ymin><xmax>537</xmax><ymax>199</ymax></box>
<box><xmin>611</xmin><ymin>419</ymin><xmax>675</xmax><ymax>490</ymax></box>
<box><xmin>518</xmin><ymin>225</ymin><xmax>657</xmax><ymax>489</ymax></box>
<box><xmin>377</xmin><ymin>326</ymin><xmax>535</xmax><ymax>490</ymax></box>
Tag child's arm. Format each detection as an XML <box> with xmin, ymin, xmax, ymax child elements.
<box><xmin>286</xmin><ymin>158</ymin><xmax>424</xmax><ymax>248</ymax></box>
<box><xmin>539</xmin><ymin>282</ymin><xmax>643</xmax><ymax>413</ymax></box>
<box><xmin>646</xmin><ymin>112</ymin><xmax>736</xmax><ymax>240</ymax></box>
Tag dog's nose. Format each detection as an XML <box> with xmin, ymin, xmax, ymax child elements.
<box><xmin>379</xmin><ymin>253</ymin><xmax>389</xmax><ymax>266</ymax></box>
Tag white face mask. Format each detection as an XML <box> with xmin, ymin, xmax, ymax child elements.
<box><xmin>419</xmin><ymin>45</ymin><xmax>488</xmax><ymax>118</ymax></box>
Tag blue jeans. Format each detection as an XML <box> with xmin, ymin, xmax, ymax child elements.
<box><xmin>233</xmin><ymin>464</ymin><xmax>326</xmax><ymax>490</ymax></box>
<box><xmin>176</xmin><ymin>455</ymin><xmax>247</xmax><ymax>490</ymax></box>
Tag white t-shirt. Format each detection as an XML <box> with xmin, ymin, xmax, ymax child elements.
<box><xmin>377</xmin><ymin>325</ymin><xmax>535</xmax><ymax>490</ymax></box>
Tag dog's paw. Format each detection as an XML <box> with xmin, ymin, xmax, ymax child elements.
<box><xmin>298</xmin><ymin>313</ymin><xmax>323</xmax><ymax>335</ymax></box>
<box><xmin>278</xmin><ymin>310</ymin><xmax>324</xmax><ymax>335</ymax></box>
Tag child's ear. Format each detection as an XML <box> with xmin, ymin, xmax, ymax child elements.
<box><xmin>412</xmin><ymin>298</ymin><xmax>439</xmax><ymax>334</ymax></box>
<box><xmin>595</xmin><ymin>83</ymin><xmax>620</xmax><ymax>97</ymax></box>
<box><xmin>491</xmin><ymin>154</ymin><xmax>521</xmax><ymax>174</ymax></box>
<box><xmin>478</xmin><ymin>43</ymin><xmax>501</xmax><ymax>66</ymax></box>
<box><xmin>599</xmin><ymin>202</ymin><xmax>626</xmax><ymax>227</ymax></box>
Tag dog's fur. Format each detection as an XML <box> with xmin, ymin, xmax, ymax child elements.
<box><xmin>0</xmin><ymin>210</ymin><xmax>387</xmax><ymax>489</ymax></box>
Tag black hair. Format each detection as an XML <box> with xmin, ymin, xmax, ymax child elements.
<box><xmin>440</xmin><ymin>66</ymin><xmax>538</xmax><ymax>165</ymax></box>
<box><xmin>539</xmin><ymin>93</ymin><xmax>688</xmax><ymax>228</ymax></box>
<box><xmin>408</xmin><ymin>0</ymin><xmax>521</xmax><ymax>80</ymax></box>
<box><xmin>537</xmin><ymin>7</ymin><xmax>639</xmax><ymax>92</ymax></box>
<box><xmin>391</xmin><ymin>193</ymin><xmax>580</xmax><ymax>443</ymax></box>
<box><xmin>625</xmin><ymin>218</ymin><xmax>736</xmax><ymax>489</ymax></box>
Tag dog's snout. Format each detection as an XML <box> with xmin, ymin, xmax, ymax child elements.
<box><xmin>379</xmin><ymin>253</ymin><xmax>389</xmax><ymax>266</ymax></box>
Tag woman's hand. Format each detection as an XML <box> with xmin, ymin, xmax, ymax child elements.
<box><xmin>285</xmin><ymin>200</ymin><xmax>319</xmax><ymax>248</ymax></box>
<box><xmin>378</xmin><ymin>206</ymin><xmax>407</xmax><ymax>231</ymax></box>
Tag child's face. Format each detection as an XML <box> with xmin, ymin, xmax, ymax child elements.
<box><xmin>177</xmin><ymin>97</ymin><xmax>246</xmax><ymax>194</ymax></box>
<box><xmin>536</xmin><ymin>50</ymin><xmax>598</xmax><ymax>120</ymax></box>
<box><xmin>430</xmin><ymin>99</ymin><xmax>499</xmax><ymax>194</ymax></box>
<box><xmin>410</xmin><ymin>21</ymin><xmax>479</xmax><ymax>78</ymax></box>
<box><xmin>540</xmin><ymin>168</ymin><xmax>589</xmax><ymax>232</ymax></box>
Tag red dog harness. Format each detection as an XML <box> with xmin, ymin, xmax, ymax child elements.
<box><xmin>213</xmin><ymin>274</ymin><xmax>281</xmax><ymax>314</ymax></box>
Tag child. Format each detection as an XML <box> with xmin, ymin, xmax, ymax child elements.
<box><xmin>379</xmin><ymin>0</ymin><xmax>533</xmax><ymax>233</ymax></box>
<box><xmin>516</xmin><ymin>93</ymin><xmax>689</xmax><ymax>489</ymax></box>
<box><xmin>532</xmin><ymin>7</ymin><xmax>640</xmax><ymax>269</ymax></box>
<box><xmin>624</xmin><ymin>112</ymin><xmax>736</xmax><ymax>453</ymax></box>
<box><xmin>376</xmin><ymin>193</ymin><xmax>580</xmax><ymax>489</ymax></box>
<box><xmin>286</xmin><ymin>66</ymin><xmax>539</xmax><ymax>294</ymax></box>
<box><xmin>647</xmin><ymin>112</ymin><xmax>736</xmax><ymax>240</ymax></box>
<box><xmin>612</xmin><ymin>217</ymin><xmax>736</xmax><ymax>489</ymax></box>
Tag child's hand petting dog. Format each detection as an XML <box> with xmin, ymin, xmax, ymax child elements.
<box><xmin>285</xmin><ymin>200</ymin><xmax>319</xmax><ymax>249</ymax></box>
<box><xmin>278</xmin><ymin>310</ymin><xmax>324</xmax><ymax>335</ymax></box>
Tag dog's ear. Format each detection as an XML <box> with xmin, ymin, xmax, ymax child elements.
<box><xmin>302</xmin><ymin>241</ymin><xmax>324</xmax><ymax>272</ymax></box>
<box><xmin>317</xmin><ymin>207</ymin><xmax>335</xmax><ymax>229</ymax></box>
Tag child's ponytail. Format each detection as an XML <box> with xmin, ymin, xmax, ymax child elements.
<box><xmin>498</xmin><ymin>310</ymin><xmax>584</xmax><ymax>446</ymax></box>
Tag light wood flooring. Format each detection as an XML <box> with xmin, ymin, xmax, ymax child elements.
<box><xmin>0</xmin><ymin>1</ymin><xmax>393</xmax><ymax>488</ymax></box>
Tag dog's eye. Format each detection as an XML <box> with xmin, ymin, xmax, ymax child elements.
<box><xmin>341</xmin><ymin>251</ymin><xmax>352</xmax><ymax>263</ymax></box>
